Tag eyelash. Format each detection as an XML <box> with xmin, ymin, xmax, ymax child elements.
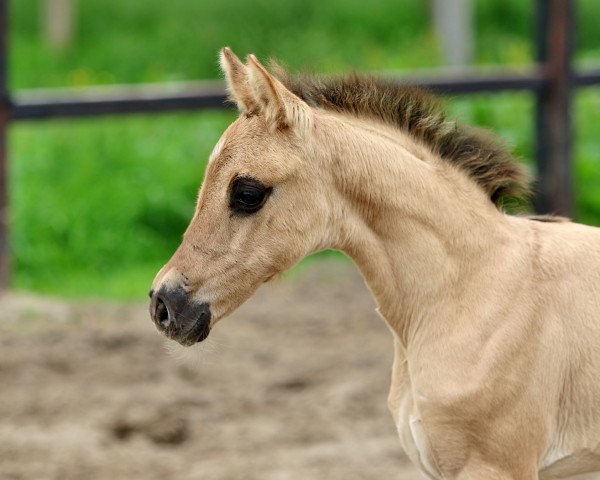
<box><xmin>229</xmin><ymin>177</ymin><xmax>272</xmax><ymax>214</ymax></box>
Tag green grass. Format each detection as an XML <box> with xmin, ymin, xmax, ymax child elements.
<box><xmin>575</xmin><ymin>88</ymin><xmax>600</xmax><ymax>225</ymax></box>
<box><xmin>8</xmin><ymin>0</ymin><xmax>600</xmax><ymax>298</ymax></box>
<box><xmin>11</xmin><ymin>111</ymin><xmax>235</xmax><ymax>297</ymax></box>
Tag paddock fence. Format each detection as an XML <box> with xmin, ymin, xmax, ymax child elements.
<box><xmin>1</xmin><ymin>0</ymin><xmax>599</xmax><ymax>288</ymax></box>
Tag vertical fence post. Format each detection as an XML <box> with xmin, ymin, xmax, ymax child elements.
<box><xmin>534</xmin><ymin>0</ymin><xmax>574</xmax><ymax>216</ymax></box>
<box><xmin>432</xmin><ymin>0</ymin><xmax>474</xmax><ymax>67</ymax></box>
<box><xmin>0</xmin><ymin>0</ymin><xmax>9</xmax><ymax>289</ymax></box>
<box><xmin>42</xmin><ymin>0</ymin><xmax>74</xmax><ymax>50</ymax></box>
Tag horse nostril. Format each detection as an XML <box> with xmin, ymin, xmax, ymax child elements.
<box><xmin>155</xmin><ymin>297</ymin><xmax>171</xmax><ymax>328</ymax></box>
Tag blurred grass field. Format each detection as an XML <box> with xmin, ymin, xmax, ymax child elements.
<box><xmin>9</xmin><ymin>0</ymin><xmax>600</xmax><ymax>298</ymax></box>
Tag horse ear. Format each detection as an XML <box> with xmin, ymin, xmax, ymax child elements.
<box><xmin>246</xmin><ymin>54</ymin><xmax>312</xmax><ymax>132</ymax></box>
<box><xmin>219</xmin><ymin>47</ymin><xmax>257</xmax><ymax>112</ymax></box>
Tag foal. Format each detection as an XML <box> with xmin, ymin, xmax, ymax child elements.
<box><xmin>150</xmin><ymin>49</ymin><xmax>600</xmax><ymax>479</ymax></box>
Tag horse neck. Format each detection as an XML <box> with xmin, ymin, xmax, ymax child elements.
<box><xmin>312</xmin><ymin>112</ymin><xmax>518</xmax><ymax>343</ymax></box>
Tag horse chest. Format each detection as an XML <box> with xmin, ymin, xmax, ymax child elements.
<box><xmin>391</xmin><ymin>378</ymin><xmax>600</xmax><ymax>479</ymax></box>
<box><xmin>392</xmin><ymin>384</ymin><xmax>442</xmax><ymax>480</ymax></box>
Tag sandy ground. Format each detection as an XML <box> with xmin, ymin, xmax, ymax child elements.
<box><xmin>0</xmin><ymin>261</ymin><xmax>421</xmax><ymax>480</ymax></box>
<box><xmin>1</xmin><ymin>261</ymin><xmax>599</xmax><ymax>480</ymax></box>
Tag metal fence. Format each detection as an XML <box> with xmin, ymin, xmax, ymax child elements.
<box><xmin>1</xmin><ymin>0</ymin><xmax>599</xmax><ymax>288</ymax></box>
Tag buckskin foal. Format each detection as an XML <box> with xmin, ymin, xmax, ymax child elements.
<box><xmin>149</xmin><ymin>48</ymin><xmax>600</xmax><ymax>479</ymax></box>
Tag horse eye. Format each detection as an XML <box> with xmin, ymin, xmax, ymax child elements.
<box><xmin>230</xmin><ymin>178</ymin><xmax>271</xmax><ymax>214</ymax></box>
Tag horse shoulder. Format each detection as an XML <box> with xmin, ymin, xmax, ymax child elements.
<box><xmin>520</xmin><ymin>219</ymin><xmax>600</xmax><ymax>474</ymax></box>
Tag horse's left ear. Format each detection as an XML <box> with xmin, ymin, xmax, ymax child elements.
<box><xmin>220</xmin><ymin>47</ymin><xmax>257</xmax><ymax>113</ymax></box>
<box><xmin>246</xmin><ymin>54</ymin><xmax>312</xmax><ymax>133</ymax></box>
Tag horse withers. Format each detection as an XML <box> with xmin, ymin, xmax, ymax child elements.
<box><xmin>149</xmin><ymin>48</ymin><xmax>600</xmax><ymax>479</ymax></box>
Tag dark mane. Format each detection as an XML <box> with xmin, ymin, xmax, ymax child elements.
<box><xmin>276</xmin><ymin>70</ymin><xmax>531</xmax><ymax>209</ymax></box>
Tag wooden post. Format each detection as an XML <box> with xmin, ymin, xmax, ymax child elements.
<box><xmin>0</xmin><ymin>0</ymin><xmax>9</xmax><ymax>289</ymax></box>
<box><xmin>43</xmin><ymin>0</ymin><xmax>74</xmax><ymax>50</ymax></box>
<box><xmin>534</xmin><ymin>0</ymin><xmax>574</xmax><ymax>215</ymax></box>
<box><xmin>432</xmin><ymin>0</ymin><xmax>474</xmax><ymax>67</ymax></box>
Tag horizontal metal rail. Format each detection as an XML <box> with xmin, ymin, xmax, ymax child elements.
<box><xmin>8</xmin><ymin>67</ymin><xmax>600</xmax><ymax>121</ymax></box>
<box><xmin>11</xmin><ymin>81</ymin><xmax>228</xmax><ymax>120</ymax></box>
<box><xmin>573</xmin><ymin>68</ymin><xmax>600</xmax><ymax>87</ymax></box>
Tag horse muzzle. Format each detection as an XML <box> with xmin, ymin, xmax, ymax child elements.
<box><xmin>149</xmin><ymin>286</ymin><xmax>211</xmax><ymax>346</ymax></box>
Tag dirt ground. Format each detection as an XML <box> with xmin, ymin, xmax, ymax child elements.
<box><xmin>0</xmin><ymin>261</ymin><xmax>422</xmax><ymax>480</ymax></box>
<box><xmin>1</xmin><ymin>261</ymin><xmax>599</xmax><ymax>480</ymax></box>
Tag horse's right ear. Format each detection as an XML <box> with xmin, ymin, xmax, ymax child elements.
<box><xmin>219</xmin><ymin>47</ymin><xmax>257</xmax><ymax>112</ymax></box>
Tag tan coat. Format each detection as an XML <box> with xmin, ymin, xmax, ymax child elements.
<box><xmin>151</xmin><ymin>49</ymin><xmax>600</xmax><ymax>479</ymax></box>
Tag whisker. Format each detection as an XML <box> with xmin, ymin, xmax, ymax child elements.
<box><xmin>162</xmin><ymin>335</ymin><xmax>223</xmax><ymax>367</ymax></box>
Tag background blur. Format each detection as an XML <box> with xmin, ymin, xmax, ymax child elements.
<box><xmin>2</xmin><ymin>2</ymin><xmax>600</xmax><ymax>480</ymax></box>
<box><xmin>9</xmin><ymin>0</ymin><xmax>600</xmax><ymax>299</ymax></box>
